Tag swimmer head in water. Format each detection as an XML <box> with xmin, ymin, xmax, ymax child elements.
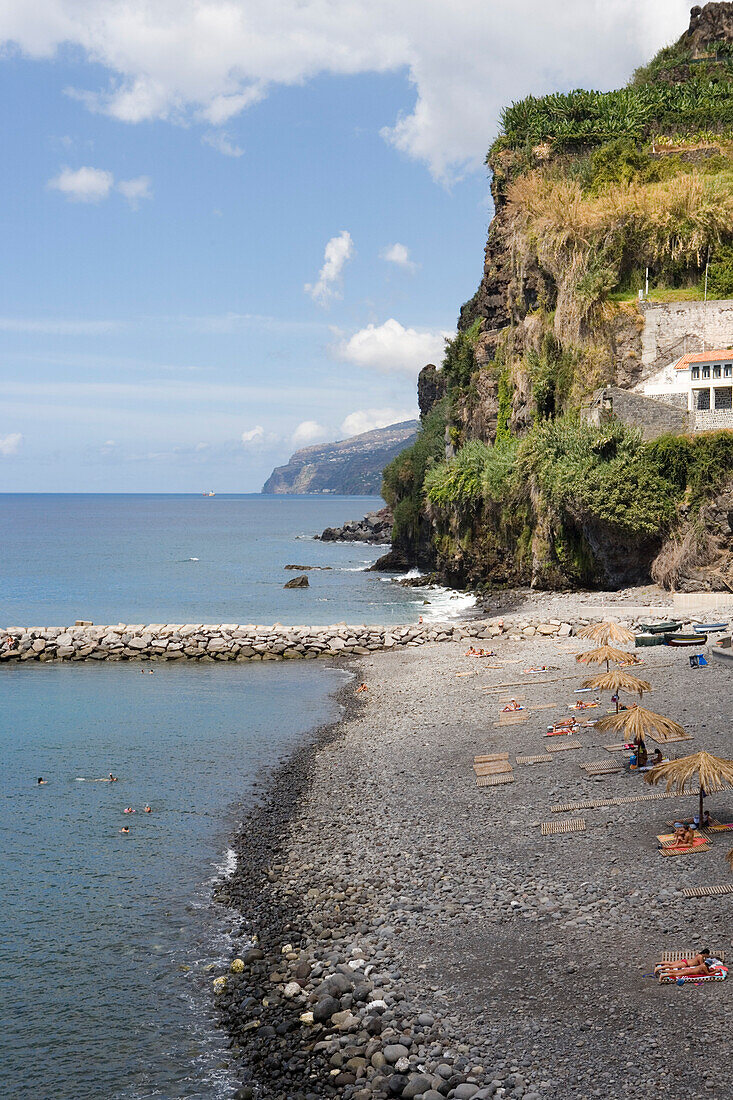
<box><xmin>37</xmin><ymin>777</ymin><xmax>47</xmax><ymax>785</ymax></box>
<box><xmin>120</xmin><ymin>826</ymin><xmax>129</xmax><ymax>833</ymax></box>
<box><xmin>144</xmin><ymin>805</ymin><xmax>152</xmax><ymax>813</ymax></box>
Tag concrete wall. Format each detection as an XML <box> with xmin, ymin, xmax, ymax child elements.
<box><xmin>583</xmin><ymin>386</ymin><xmax>690</xmax><ymax>439</ymax></box>
<box><xmin>640</xmin><ymin>299</ymin><xmax>733</xmax><ymax>375</ymax></box>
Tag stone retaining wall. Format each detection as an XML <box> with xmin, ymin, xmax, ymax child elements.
<box><xmin>0</xmin><ymin>618</ymin><xmax>576</xmax><ymax>663</ymax></box>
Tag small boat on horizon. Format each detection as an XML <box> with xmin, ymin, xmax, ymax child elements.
<box><xmin>202</xmin><ymin>490</ymin><xmax>216</xmax><ymax>497</ymax></box>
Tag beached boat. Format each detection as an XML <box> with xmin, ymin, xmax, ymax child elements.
<box><xmin>635</xmin><ymin>633</ymin><xmax>666</xmax><ymax>647</ymax></box>
<box><xmin>693</xmin><ymin>622</ymin><xmax>728</xmax><ymax>633</ymax></box>
<box><xmin>638</xmin><ymin>620</ymin><xmax>683</xmax><ymax>634</ymax></box>
<box><xmin>665</xmin><ymin>632</ymin><xmax>707</xmax><ymax>647</ymax></box>
<box><xmin>711</xmin><ymin>637</ymin><xmax>733</xmax><ymax>664</ymax></box>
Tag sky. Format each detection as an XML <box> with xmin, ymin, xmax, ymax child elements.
<box><xmin>0</xmin><ymin>0</ymin><xmax>691</xmax><ymax>491</ymax></box>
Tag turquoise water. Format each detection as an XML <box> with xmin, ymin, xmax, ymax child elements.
<box><xmin>0</xmin><ymin>494</ymin><xmax>451</xmax><ymax>1100</ymax></box>
<box><xmin>1</xmin><ymin>660</ymin><xmax>346</xmax><ymax>1100</ymax></box>
<box><xmin>1</xmin><ymin>493</ymin><xmax>430</xmax><ymax>626</ymax></box>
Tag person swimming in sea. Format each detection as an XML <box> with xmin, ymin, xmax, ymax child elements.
<box><xmin>109</xmin><ymin>773</ymin><xmax>118</xmax><ymax>782</ymax></box>
<box><xmin>144</xmin><ymin>805</ymin><xmax>152</xmax><ymax>813</ymax></box>
<box><xmin>37</xmin><ymin>777</ymin><xmax>47</xmax><ymax>785</ymax></box>
<box><xmin>120</xmin><ymin>826</ymin><xmax>130</xmax><ymax>834</ymax></box>
<box><xmin>123</xmin><ymin>807</ymin><xmax>135</xmax><ymax>814</ymax></box>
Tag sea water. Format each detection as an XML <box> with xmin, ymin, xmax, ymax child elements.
<box><xmin>1</xmin><ymin>661</ymin><xmax>346</xmax><ymax>1100</ymax></box>
<box><xmin>1</xmin><ymin>493</ymin><xmax>473</xmax><ymax>626</ymax></box>
<box><xmin>0</xmin><ymin>495</ymin><xmax>472</xmax><ymax>1100</ymax></box>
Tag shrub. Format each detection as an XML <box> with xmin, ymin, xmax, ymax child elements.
<box><xmin>707</xmin><ymin>243</ymin><xmax>733</xmax><ymax>298</ymax></box>
<box><xmin>441</xmin><ymin>320</ymin><xmax>482</xmax><ymax>388</ymax></box>
<box><xmin>382</xmin><ymin>400</ymin><xmax>448</xmax><ymax>541</ymax></box>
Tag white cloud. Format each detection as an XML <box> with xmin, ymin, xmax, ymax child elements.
<box><xmin>305</xmin><ymin>231</ymin><xmax>354</xmax><ymax>306</ymax></box>
<box><xmin>381</xmin><ymin>243</ymin><xmax>417</xmax><ymax>272</ymax></box>
<box><xmin>340</xmin><ymin>408</ymin><xmax>416</xmax><ymax>437</ymax></box>
<box><xmin>292</xmin><ymin>420</ymin><xmax>328</xmax><ymax>447</ymax></box>
<box><xmin>117</xmin><ymin>175</ymin><xmax>152</xmax><ymax>207</ymax></box>
<box><xmin>203</xmin><ymin>131</ymin><xmax>244</xmax><ymax>157</ymax></box>
<box><xmin>48</xmin><ymin>166</ymin><xmax>152</xmax><ymax>206</ymax></box>
<box><xmin>241</xmin><ymin>425</ymin><xmax>265</xmax><ymax>445</ymax></box>
<box><xmin>336</xmin><ymin>318</ymin><xmax>451</xmax><ymax>376</ymax></box>
<box><xmin>48</xmin><ymin>165</ymin><xmax>114</xmax><ymax>203</ymax></box>
<box><xmin>0</xmin><ymin>1</ymin><xmax>689</xmax><ymax>180</ymax></box>
<box><xmin>0</xmin><ymin>432</ymin><xmax>22</xmax><ymax>456</ymax></box>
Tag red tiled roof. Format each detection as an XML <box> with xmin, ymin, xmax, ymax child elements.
<box><xmin>675</xmin><ymin>349</ymin><xmax>733</xmax><ymax>369</ymax></box>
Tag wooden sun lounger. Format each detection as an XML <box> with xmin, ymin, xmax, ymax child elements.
<box><xmin>580</xmin><ymin>761</ymin><xmax>625</xmax><ymax>775</ymax></box>
<box><xmin>494</xmin><ymin>715</ymin><xmax>529</xmax><ymax>727</ymax></box>
<box><xmin>476</xmin><ymin>773</ymin><xmax>514</xmax><ymax>787</ymax></box>
<box><xmin>473</xmin><ymin>760</ymin><xmax>513</xmax><ymax>776</ymax></box>
<box><xmin>541</xmin><ymin>818</ymin><xmax>586</xmax><ymax>836</ymax></box>
<box><xmin>661</xmin><ymin>950</ymin><xmax>726</xmax><ymax>963</ymax></box>
<box><xmin>474</xmin><ymin>753</ymin><xmax>510</xmax><ymax>763</ymax></box>
<box><xmin>551</xmin><ymin>790</ymin><xmax>698</xmax><ymax>812</ymax></box>
<box><xmin>683</xmin><ymin>885</ymin><xmax>733</xmax><ymax>898</ymax></box>
<box><xmin>516</xmin><ymin>753</ymin><xmax>554</xmax><ymax>765</ymax></box>
<box><xmin>546</xmin><ymin>739</ymin><xmax>582</xmax><ymax>752</ymax></box>
<box><xmin>647</xmin><ymin>730</ymin><xmax>694</xmax><ymax>745</ymax></box>
<box><xmin>659</xmin><ymin>971</ymin><xmax>726</xmax><ymax>983</ymax></box>
<box><xmin>660</xmin><ymin>842</ymin><xmax>711</xmax><ymax>856</ymax></box>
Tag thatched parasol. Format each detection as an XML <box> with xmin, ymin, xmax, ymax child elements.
<box><xmin>577</xmin><ymin>621</ymin><xmax>635</xmax><ymax>646</ymax></box>
<box><xmin>727</xmin><ymin>848</ymin><xmax>733</xmax><ymax>872</ymax></box>
<box><xmin>594</xmin><ymin>704</ymin><xmax>687</xmax><ymax>745</ymax></box>
<box><xmin>644</xmin><ymin>750</ymin><xmax>733</xmax><ymax>826</ymax></box>
<box><xmin>582</xmin><ymin>670</ymin><xmax>652</xmax><ymax>713</ymax></box>
<box><xmin>575</xmin><ymin>644</ymin><xmax>641</xmax><ymax>672</ymax></box>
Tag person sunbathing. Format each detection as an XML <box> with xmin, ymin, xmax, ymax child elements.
<box><xmin>502</xmin><ymin>699</ymin><xmax>524</xmax><ymax>712</ymax></box>
<box><xmin>672</xmin><ymin>824</ymin><xmax>696</xmax><ymax>846</ymax></box>
<box><xmin>355</xmin><ymin>682</ymin><xmax>368</xmax><ymax>694</ymax></box>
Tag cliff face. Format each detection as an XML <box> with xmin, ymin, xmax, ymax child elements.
<box><xmin>384</xmin><ymin>3</ymin><xmax>733</xmax><ymax>592</ymax></box>
<box><xmin>263</xmin><ymin>421</ymin><xmax>418</xmax><ymax>495</ymax></box>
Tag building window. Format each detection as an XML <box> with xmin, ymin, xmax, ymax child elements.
<box><xmin>696</xmin><ymin>388</ymin><xmax>711</xmax><ymax>410</ymax></box>
<box><xmin>714</xmin><ymin>365</ymin><xmax>722</xmax><ymax>378</ymax></box>
<box><xmin>714</xmin><ymin>387</ymin><xmax>732</xmax><ymax>411</ymax></box>
<box><xmin>725</xmin><ymin>365</ymin><xmax>732</xmax><ymax>378</ymax></box>
<box><xmin>702</xmin><ymin>366</ymin><xmax>711</xmax><ymax>378</ymax></box>
<box><xmin>691</xmin><ymin>366</ymin><xmax>700</xmax><ymax>379</ymax></box>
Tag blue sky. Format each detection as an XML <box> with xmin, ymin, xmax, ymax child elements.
<box><xmin>0</xmin><ymin>1</ymin><xmax>689</xmax><ymax>491</ymax></box>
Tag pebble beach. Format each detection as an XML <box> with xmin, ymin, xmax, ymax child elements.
<box><xmin>214</xmin><ymin>595</ymin><xmax>733</xmax><ymax>1100</ymax></box>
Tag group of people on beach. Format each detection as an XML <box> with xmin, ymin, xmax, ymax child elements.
<box><xmin>654</xmin><ymin>950</ymin><xmax>727</xmax><ymax>983</ymax></box>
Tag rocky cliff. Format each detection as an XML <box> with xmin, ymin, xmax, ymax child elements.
<box><xmin>262</xmin><ymin>421</ymin><xmax>418</xmax><ymax>495</ymax></box>
<box><xmin>382</xmin><ymin>3</ymin><xmax>733</xmax><ymax>592</ymax></box>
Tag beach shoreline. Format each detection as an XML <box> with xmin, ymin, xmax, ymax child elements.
<box><xmin>212</xmin><ymin>611</ymin><xmax>733</xmax><ymax>1100</ymax></box>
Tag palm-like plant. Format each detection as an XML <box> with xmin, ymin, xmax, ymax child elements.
<box><xmin>577</xmin><ymin>621</ymin><xmax>635</xmax><ymax>646</ymax></box>
<box><xmin>644</xmin><ymin>751</ymin><xmax>733</xmax><ymax>825</ymax></box>
<box><xmin>594</xmin><ymin>704</ymin><xmax>687</xmax><ymax>744</ymax></box>
<box><xmin>575</xmin><ymin>644</ymin><xmax>641</xmax><ymax>672</ymax></box>
<box><xmin>582</xmin><ymin>670</ymin><xmax>651</xmax><ymax>713</ymax></box>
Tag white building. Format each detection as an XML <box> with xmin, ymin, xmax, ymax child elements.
<box><xmin>638</xmin><ymin>348</ymin><xmax>733</xmax><ymax>431</ymax></box>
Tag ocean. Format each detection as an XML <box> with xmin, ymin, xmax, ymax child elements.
<box><xmin>0</xmin><ymin>494</ymin><xmax>474</xmax><ymax>1100</ymax></box>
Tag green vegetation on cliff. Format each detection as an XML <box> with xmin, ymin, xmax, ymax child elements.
<box><xmin>383</xmin><ymin>7</ymin><xmax>733</xmax><ymax>590</ymax></box>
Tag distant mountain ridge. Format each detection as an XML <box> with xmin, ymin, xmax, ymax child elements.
<box><xmin>262</xmin><ymin>421</ymin><xmax>419</xmax><ymax>494</ymax></box>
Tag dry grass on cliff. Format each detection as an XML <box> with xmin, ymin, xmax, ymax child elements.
<box><xmin>651</xmin><ymin>521</ymin><xmax>718</xmax><ymax>591</ymax></box>
<box><xmin>505</xmin><ymin>168</ymin><xmax>733</xmax><ymax>344</ymax></box>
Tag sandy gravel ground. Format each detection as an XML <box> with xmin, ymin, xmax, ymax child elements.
<box><xmin>340</xmin><ymin>633</ymin><xmax>733</xmax><ymax>1098</ymax></box>
<box><xmin>220</xmin><ymin>606</ymin><xmax>733</xmax><ymax>1100</ymax></box>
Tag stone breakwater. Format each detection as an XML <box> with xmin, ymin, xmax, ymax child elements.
<box><xmin>0</xmin><ymin>618</ymin><xmax>578</xmax><ymax>663</ymax></box>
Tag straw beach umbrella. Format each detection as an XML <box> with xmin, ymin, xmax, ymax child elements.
<box><xmin>575</xmin><ymin>645</ymin><xmax>641</xmax><ymax>672</ymax></box>
<box><xmin>644</xmin><ymin>750</ymin><xmax>733</xmax><ymax>826</ymax></box>
<box><xmin>577</xmin><ymin>621</ymin><xmax>635</xmax><ymax>646</ymax></box>
<box><xmin>594</xmin><ymin>704</ymin><xmax>687</xmax><ymax>745</ymax></box>
<box><xmin>582</xmin><ymin>671</ymin><xmax>652</xmax><ymax>713</ymax></box>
